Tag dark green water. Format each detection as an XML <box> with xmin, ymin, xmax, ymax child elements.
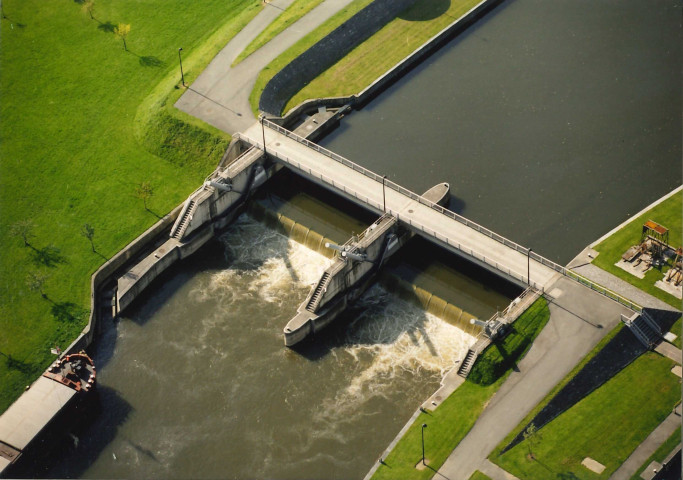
<box><xmin>321</xmin><ymin>0</ymin><xmax>682</xmax><ymax>263</ymax></box>
<box><xmin>42</xmin><ymin>0</ymin><xmax>680</xmax><ymax>478</ymax></box>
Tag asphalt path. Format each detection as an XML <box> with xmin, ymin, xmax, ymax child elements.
<box><xmin>437</xmin><ymin>276</ymin><xmax>632</xmax><ymax>479</ymax></box>
<box><xmin>175</xmin><ymin>0</ymin><xmax>355</xmax><ymax>134</ymax></box>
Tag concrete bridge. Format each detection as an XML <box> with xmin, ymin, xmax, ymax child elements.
<box><xmin>240</xmin><ymin>118</ymin><xmax>565</xmax><ymax>291</ymax></box>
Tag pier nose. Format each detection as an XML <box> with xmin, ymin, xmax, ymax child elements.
<box><xmin>422</xmin><ymin>182</ymin><xmax>450</xmax><ymax>207</ymax></box>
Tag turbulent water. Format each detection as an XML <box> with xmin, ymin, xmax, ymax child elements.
<box><xmin>40</xmin><ymin>0</ymin><xmax>680</xmax><ymax>477</ymax></box>
<box><xmin>47</xmin><ymin>216</ymin><xmax>477</xmax><ymax>479</ymax></box>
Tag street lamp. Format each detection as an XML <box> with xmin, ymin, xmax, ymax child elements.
<box><xmin>260</xmin><ymin>115</ymin><xmax>267</xmax><ymax>155</ymax></box>
<box><xmin>178</xmin><ymin>48</ymin><xmax>185</xmax><ymax>87</ymax></box>
<box><xmin>421</xmin><ymin>423</ymin><xmax>428</xmax><ymax>466</ymax></box>
<box><xmin>527</xmin><ymin>247</ymin><xmax>532</xmax><ymax>286</ymax></box>
<box><xmin>382</xmin><ymin>175</ymin><xmax>387</xmax><ymax>213</ymax></box>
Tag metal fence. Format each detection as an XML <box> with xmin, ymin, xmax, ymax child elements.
<box><xmin>255</xmin><ymin>119</ymin><xmax>643</xmax><ymax>312</ymax></box>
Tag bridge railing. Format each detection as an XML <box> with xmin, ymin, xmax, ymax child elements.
<box><xmin>258</xmin><ymin>119</ymin><xmax>643</xmax><ymax>312</ymax></box>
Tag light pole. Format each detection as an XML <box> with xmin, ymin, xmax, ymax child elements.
<box><xmin>178</xmin><ymin>48</ymin><xmax>185</xmax><ymax>87</ymax></box>
<box><xmin>382</xmin><ymin>175</ymin><xmax>387</xmax><ymax>213</ymax></box>
<box><xmin>421</xmin><ymin>423</ymin><xmax>428</xmax><ymax>466</ymax></box>
<box><xmin>527</xmin><ymin>247</ymin><xmax>532</xmax><ymax>286</ymax></box>
<box><xmin>260</xmin><ymin>115</ymin><xmax>266</xmax><ymax>155</ymax></box>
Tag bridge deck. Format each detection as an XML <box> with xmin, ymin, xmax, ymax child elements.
<box><xmin>242</xmin><ymin>121</ymin><xmax>562</xmax><ymax>289</ymax></box>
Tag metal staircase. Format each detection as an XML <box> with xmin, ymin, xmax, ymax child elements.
<box><xmin>306</xmin><ymin>272</ymin><xmax>330</xmax><ymax>313</ymax></box>
<box><xmin>171</xmin><ymin>200</ymin><xmax>196</xmax><ymax>239</ymax></box>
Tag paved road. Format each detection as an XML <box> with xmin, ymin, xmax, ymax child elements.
<box><xmin>175</xmin><ymin>0</ymin><xmax>355</xmax><ymax>134</ymax></box>
<box><xmin>436</xmin><ymin>275</ymin><xmax>632</xmax><ymax>480</ymax></box>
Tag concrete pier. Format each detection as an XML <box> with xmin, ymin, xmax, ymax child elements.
<box><xmin>0</xmin><ymin>377</ymin><xmax>78</xmax><ymax>472</ymax></box>
<box><xmin>284</xmin><ymin>183</ymin><xmax>450</xmax><ymax>346</ymax></box>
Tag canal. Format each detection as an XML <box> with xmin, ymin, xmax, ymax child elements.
<box><xmin>44</xmin><ymin>0</ymin><xmax>680</xmax><ymax>478</ymax></box>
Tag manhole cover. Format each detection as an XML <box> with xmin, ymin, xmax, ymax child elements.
<box><xmin>408</xmin><ymin>209</ymin><xmax>414</xmax><ymax>213</ymax></box>
<box><xmin>275</xmin><ymin>142</ymin><xmax>281</xmax><ymax>146</ymax></box>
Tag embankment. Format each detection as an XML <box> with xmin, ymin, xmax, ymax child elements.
<box><xmin>261</xmin><ymin>0</ymin><xmax>501</xmax><ymax>120</ymax></box>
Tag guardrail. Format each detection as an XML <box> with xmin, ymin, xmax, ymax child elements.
<box><xmin>253</xmin><ymin>120</ymin><xmax>644</xmax><ymax>312</ymax></box>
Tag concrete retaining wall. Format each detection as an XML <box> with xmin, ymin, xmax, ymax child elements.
<box><xmin>270</xmin><ymin>0</ymin><xmax>501</xmax><ymax>123</ymax></box>
<box><xmin>259</xmin><ymin>0</ymin><xmax>418</xmax><ymax>116</ymax></box>
<box><xmin>63</xmin><ymin>205</ymin><xmax>182</xmax><ymax>355</ymax></box>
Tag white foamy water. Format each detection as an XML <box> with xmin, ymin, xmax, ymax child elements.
<box><xmin>191</xmin><ymin>215</ymin><xmax>331</xmax><ymax>308</ymax></box>
<box><xmin>316</xmin><ymin>284</ymin><xmax>476</xmax><ymax>421</ymax></box>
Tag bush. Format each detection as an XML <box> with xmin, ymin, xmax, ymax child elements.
<box><xmin>469</xmin><ymin>298</ymin><xmax>550</xmax><ymax>386</ymax></box>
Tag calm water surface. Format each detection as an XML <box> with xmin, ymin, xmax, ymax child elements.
<box><xmin>322</xmin><ymin>0</ymin><xmax>681</xmax><ymax>263</ymax></box>
<box><xmin>44</xmin><ymin>0</ymin><xmax>680</xmax><ymax>478</ymax></box>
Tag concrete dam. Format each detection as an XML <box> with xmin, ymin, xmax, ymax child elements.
<box><xmin>115</xmin><ymin>108</ymin><xmax>570</xmax><ymax>348</ymax></box>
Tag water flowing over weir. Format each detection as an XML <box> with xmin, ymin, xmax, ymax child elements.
<box><xmin>45</xmin><ymin>215</ymin><xmax>486</xmax><ymax>479</ymax></box>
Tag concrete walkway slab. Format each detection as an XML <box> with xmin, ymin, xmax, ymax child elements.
<box><xmin>571</xmin><ymin>263</ymin><xmax>678</xmax><ymax>311</ymax></box>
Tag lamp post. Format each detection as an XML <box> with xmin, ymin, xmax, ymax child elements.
<box><xmin>382</xmin><ymin>175</ymin><xmax>387</xmax><ymax>213</ymax></box>
<box><xmin>260</xmin><ymin>115</ymin><xmax>266</xmax><ymax>155</ymax></box>
<box><xmin>421</xmin><ymin>423</ymin><xmax>428</xmax><ymax>466</ymax></box>
<box><xmin>527</xmin><ymin>247</ymin><xmax>532</xmax><ymax>286</ymax></box>
<box><xmin>178</xmin><ymin>48</ymin><xmax>185</xmax><ymax>87</ymax></box>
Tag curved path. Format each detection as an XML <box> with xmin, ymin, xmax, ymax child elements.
<box><xmin>175</xmin><ymin>0</ymin><xmax>355</xmax><ymax>134</ymax></box>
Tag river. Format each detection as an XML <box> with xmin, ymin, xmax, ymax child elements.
<box><xmin>43</xmin><ymin>0</ymin><xmax>680</xmax><ymax>478</ymax></box>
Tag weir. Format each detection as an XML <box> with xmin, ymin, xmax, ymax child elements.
<box><xmin>285</xmin><ymin>182</ymin><xmax>450</xmax><ymax>346</ymax></box>
<box><xmin>240</xmin><ymin>119</ymin><xmax>565</xmax><ymax>290</ymax></box>
<box><xmin>116</xmin><ymin>113</ymin><xmax>566</xmax><ymax>344</ymax></box>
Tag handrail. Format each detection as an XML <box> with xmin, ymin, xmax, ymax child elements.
<box><xmin>253</xmin><ymin>122</ymin><xmax>645</xmax><ymax>313</ymax></box>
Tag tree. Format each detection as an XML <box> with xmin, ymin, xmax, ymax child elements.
<box><xmin>523</xmin><ymin>423</ymin><xmax>542</xmax><ymax>460</ymax></box>
<box><xmin>135</xmin><ymin>181</ymin><xmax>154</xmax><ymax>210</ymax></box>
<box><xmin>82</xmin><ymin>0</ymin><xmax>95</xmax><ymax>20</ymax></box>
<box><xmin>114</xmin><ymin>23</ymin><xmax>130</xmax><ymax>51</ymax></box>
<box><xmin>26</xmin><ymin>271</ymin><xmax>49</xmax><ymax>299</ymax></box>
<box><xmin>10</xmin><ymin>219</ymin><xmax>35</xmax><ymax>247</ymax></box>
<box><xmin>81</xmin><ymin>223</ymin><xmax>96</xmax><ymax>252</ymax></box>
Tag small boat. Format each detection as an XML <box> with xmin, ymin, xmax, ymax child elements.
<box><xmin>43</xmin><ymin>352</ymin><xmax>96</xmax><ymax>393</ymax></box>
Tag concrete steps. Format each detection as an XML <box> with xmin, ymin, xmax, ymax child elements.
<box><xmin>457</xmin><ymin>350</ymin><xmax>478</xmax><ymax>378</ymax></box>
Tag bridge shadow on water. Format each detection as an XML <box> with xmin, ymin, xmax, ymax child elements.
<box><xmin>8</xmin><ymin>385</ymin><xmax>133</xmax><ymax>479</ymax></box>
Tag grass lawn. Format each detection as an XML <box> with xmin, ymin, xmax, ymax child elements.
<box><xmin>592</xmin><ymin>190</ymin><xmax>682</xmax><ymax>309</ymax></box>
<box><xmin>668</xmin><ymin>317</ymin><xmax>682</xmax><ymax>349</ymax></box>
<box><xmin>370</xmin><ymin>298</ymin><xmax>550</xmax><ymax>480</ymax></box>
<box><xmin>249</xmin><ymin>0</ymin><xmax>375</xmax><ymax>115</ymax></box>
<box><xmin>233</xmin><ymin>0</ymin><xmax>325</xmax><ymax>66</ymax></box>
<box><xmin>283</xmin><ymin>0</ymin><xmax>483</xmax><ymax>114</ymax></box>
<box><xmin>0</xmin><ymin>0</ymin><xmax>262</xmax><ymax>413</ymax></box>
<box><xmin>491</xmin><ymin>323</ymin><xmax>626</xmax><ymax>458</ymax></box>
<box><xmin>493</xmin><ymin>352</ymin><xmax>681</xmax><ymax>480</ymax></box>
<box><xmin>630</xmin><ymin>428</ymin><xmax>681</xmax><ymax>480</ymax></box>
<box><xmin>468</xmin><ymin>471</ymin><xmax>492</xmax><ymax>480</ymax></box>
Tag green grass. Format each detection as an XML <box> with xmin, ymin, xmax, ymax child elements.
<box><xmin>494</xmin><ymin>352</ymin><xmax>681</xmax><ymax>480</ymax></box>
<box><xmin>630</xmin><ymin>429</ymin><xmax>681</xmax><ymax>480</ymax></box>
<box><xmin>370</xmin><ymin>298</ymin><xmax>550</xmax><ymax>480</ymax></box>
<box><xmin>282</xmin><ymin>0</ymin><xmax>483</xmax><ymax>114</ymax></box>
<box><xmin>468</xmin><ymin>298</ymin><xmax>551</xmax><ymax>386</ymax></box>
<box><xmin>233</xmin><ymin>0</ymin><xmax>325</xmax><ymax>66</ymax></box>
<box><xmin>668</xmin><ymin>317</ymin><xmax>682</xmax><ymax>349</ymax></box>
<box><xmin>0</xmin><ymin>0</ymin><xmax>262</xmax><ymax>413</ymax></box>
<box><xmin>492</xmin><ymin>323</ymin><xmax>626</xmax><ymax>457</ymax></box>
<box><xmin>592</xmin><ymin>191</ymin><xmax>682</xmax><ymax>309</ymax></box>
<box><xmin>468</xmin><ymin>471</ymin><xmax>492</xmax><ymax>480</ymax></box>
<box><xmin>249</xmin><ymin>0</ymin><xmax>376</xmax><ymax>115</ymax></box>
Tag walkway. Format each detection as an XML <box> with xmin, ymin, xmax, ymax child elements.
<box><xmin>175</xmin><ymin>0</ymin><xmax>355</xmax><ymax>134</ymax></box>
<box><xmin>609</xmin><ymin>405</ymin><xmax>682</xmax><ymax>480</ymax></box>
<box><xmin>241</xmin><ymin>121</ymin><xmax>562</xmax><ymax>290</ymax></box>
<box><xmin>568</xmin><ymin>247</ymin><xmax>679</xmax><ymax>312</ymax></box>
<box><xmin>436</xmin><ymin>275</ymin><xmax>632</xmax><ymax>479</ymax></box>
